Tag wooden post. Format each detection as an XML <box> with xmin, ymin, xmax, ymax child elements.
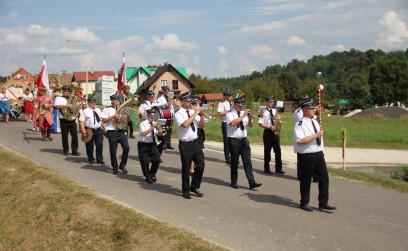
<box><xmin>342</xmin><ymin>128</ymin><xmax>346</xmax><ymax>170</ymax></box>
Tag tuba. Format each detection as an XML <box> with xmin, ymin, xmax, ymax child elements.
<box><xmin>114</xmin><ymin>97</ymin><xmax>137</xmax><ymax>129</ymax></box>
<box><xmin>63</xmin><ymin>83</ymin><xmax>83</xmax><ymax>121</ymax></box>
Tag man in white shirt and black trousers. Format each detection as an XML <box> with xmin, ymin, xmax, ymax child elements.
<box><xmin>157</xmin><ymin>86</ymin><xmax>174</xmax><ymax>150</ymax></box>
<box><xmin>175</xmin><ymin>93</ymin><xmax>206</xmax><ymax>199</ymax></box>
<box><xmin>217</xmin><ymin>89</ymin><xmax>233</xmax><ymax>164</ymax></box>
<box><xmin>137</xmin><ymin>108</ymin><xmax>162</xmax><ymax>184</ymax></box>
<box><xmin>293</xmin><ymin>99</ymin><xmax>336</xmax><ymax>212</ymax></box>
<box><xmin>78</xmin><ymin>97</ymin><xmax>104</xmax><ymax>164</ymax></box>
<box><xmin>101</xmin><ymin>94</ymin><xmax>130</xmax><ymax>175</ymax></box>
<box><xmin>226</xmin><ymin>97</ymin><xmax>262</xmax><ymax>190</ymax></box>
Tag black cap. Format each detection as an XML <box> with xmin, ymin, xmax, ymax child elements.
<box><xmin>87</xmin><ymin>97</ymin><xmax>96</xmax><ymax>103</ymax></box>
<box><xmin>300</xmin><ymin>99</ymin><xmax>316</xmax><ymax>109</ymax></box>
<box><xmin>110</xmin><ymin>94</ymin><xmax>120</xmax><ymax>100</ymax></box>
<box><xmin>61</xmin><ymin>86</ymin><xmax>71</xmax><ymax>91</ymax></box>
<box><xmin>146</xmin><ymin>108</ymin><xmax>157</xmax><ymax>115</ymax></box>
<box><xmin>179</xmin><ymin>92</ymin><xmax>191</xmax><ymax>101</ymax></box>
<box><xmin>234</xmin><ymin>97</ymin><xmax>245</xmax><ymax>106</ymax></box>
<box><xmin>162</xmin><ymin>86</ymin><xmax>170</xmax><ymax>91</ymax></box>
<box><xmin>147</xmin><ymin>90</ymin><xmax>155</xmax><ymax>96</ymax></box>
<box><xmin>223</xmin><ymin>89</ymin><xmax>232</xmax><ymax>96</ymax></box>
<box><xmin>191</xmin><ymin>94</ymin><xmax>199</xmax><ymax>100</ymax></box>
<box><xmin>265</xmin><ymin>96</ymin><xmax>275</xmax><ymax>102</ymax></box>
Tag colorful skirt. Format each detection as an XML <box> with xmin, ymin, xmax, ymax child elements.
<box><xmin>23</xmin><ymin>100</ymin><xmax>34</xmax><ymax>114</ymax></box>
<box><xmin>0</xmin><ymin>100</ymin><xmax>10</xmax><ymax>114</ymax></box>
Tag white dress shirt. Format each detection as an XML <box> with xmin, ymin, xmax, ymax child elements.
<box><xmin>293</xmin><ymin>117</ymin><xmax>324</xmax><ymax>153</ymax></box>
<box><xmin>217</xmin><ymin>100</ymin><xmax>232</xmax><ymax>123</ymax></box>
<box><xmin>259</xmin><ymin>107</ymin><xmax>277</xmax><ymax>127</ymax></box>
<box><xmin>226</xmin><ymin>109</ymin><xmax>249</xmax><ymax>138</ymax></box>
<box><xmin>157</xmin><ymin>95</ymin><xmax>174</xmax><ymax>113</ymax></box>
<box><xmin>79</xmin><ymin>107</ymin><xmax>102</xmax><ymax>129</ymax></box>
<box><xmin>138</xmin><ymin>120</ymin><xmax>158</xmax><ymax>143</ymax></box>
<box><xmin>54</xmin><ymin>96</ymin><xmax>68</xmax><ymax>119</ymax></box>
<box><xmin>100</xmin><ymin>106</ymin><xmax>118</xmax><ymax>130</ymax></box>
<box><xmin>175</xmin><ymin>107</ymin><xmax>200</xmax><ymax>141</ymax></box>
<box><xmin>138</xmin><ymin>100</ymin><xmax>158</xmax><ymax>120</ymax></box>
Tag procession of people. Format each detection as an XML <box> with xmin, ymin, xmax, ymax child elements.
<box><xmin>0</xmin><ymin>84</ymin><xmax>336</xmax><ymax>211</ymax></box>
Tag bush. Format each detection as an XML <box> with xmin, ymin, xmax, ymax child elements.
<box><xmin>392</xmin><ymin>166</ymin><xmax>408</xmax><ymax>182</ymax></box>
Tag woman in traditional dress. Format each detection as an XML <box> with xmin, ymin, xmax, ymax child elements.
<box><xmin>0</xmin><ymin>88</ymin><xmax>11</xmax><ymax>123</ymax></box>
<box><xmin>21</xmin><ymin>88</ymin><xmax>34</xmax><ymax>122</ymax></box>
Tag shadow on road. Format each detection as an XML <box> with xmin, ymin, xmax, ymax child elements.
<box><xmin>243</xmin><ymin>192</ymin><xmax>299</xmax><ymax>208</ymax></box>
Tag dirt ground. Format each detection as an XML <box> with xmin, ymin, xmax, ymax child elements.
<box><xmin>351</xmin><ymin>106</ymin><xmax>408</xmax><ymax>119</ymax></box>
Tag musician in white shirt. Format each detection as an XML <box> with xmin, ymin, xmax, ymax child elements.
<box><xmin>175</xmin><ymin>93</ymin><xmax>206</xmax><ymax>199</ymax></box>
<box><xmin>156</xmin><ymin>86</ymin><xmax>174</xmax><ymax>149</ymax></box>
<box><xmin>79</xmin><ymin>97</ymin><xmax>104</xmax><ymax>164</ymax></box>
<box><xmin>217</xmin><ymin>89</ymin><xmax>233</xmax><ymax>164</ymax></box>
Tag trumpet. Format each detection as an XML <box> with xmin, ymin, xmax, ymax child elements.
<box><xmin>246</xmin><ymin>109</ymin><xmax>258</xmax><ymax>119</ymax></box>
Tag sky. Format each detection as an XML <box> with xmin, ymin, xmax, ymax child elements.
<box><xmin>1</xmin><ymin>0</ymin><xmax>408</xmax><ymax>79</ymax></box>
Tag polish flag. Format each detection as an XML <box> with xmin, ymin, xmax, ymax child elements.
<box><xmin>118</xmin><ymin>53</ymin><xmax>127</xmax><ymax>95</ymax></box>
<box><xmin>36</xmin><ymin>56</ymin><xmax>50</xmax><ymax>91</ymax></box>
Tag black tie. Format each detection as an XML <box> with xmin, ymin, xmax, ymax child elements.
<box><xmin>149</xmin><ymin>121</ymin><xmax>155</xmax><ymax>143</ymax></box>
<box><xmin>237</xmin><ymin>111</ymin><xmax>244</xmax><ymax>131</ymax></box>
<box><xmin>186</xmin><ymin>110</ymin><xmax>196</xmax><ymax>132</ymax></box>
<box><xmin>268</xmin><ymin>108</ymin><xmax>275</xmax><ymax>125</ymax></box>
<box><xmin>312</xmin><ymin>121</ymin><xmax>321</xmax><ymax>146</ymax></box>
<box><xmin>93</xmin><ymin>109</ymin><xmax>100</xmax><ymax>124</ymax></box>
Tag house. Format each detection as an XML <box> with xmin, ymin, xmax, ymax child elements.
<box><xmin>1</xmin><ymin>68</ymin><xmax>35</xmax><ymax>99</ymax></box>
<box><xmin>124</xmin><ymin>67</ymin><xmax>150</xmax><ymax>94</ymax></box>
<box><xmin>136</xmin><ymin>63</ymin><xmax>194</xmax><ymax>102</ymax></box>
<box><xmin>72</xmin><ymin>71</ymin><xmax>116</xmax><ymax>98</ymax></box>
<box><xmin>47</xmin><ymin>72</ymin><xmax>72</xmax><ymax>89</ymax></box>
<box><xmin>198</xmin><ymin>93</ymin><xmax>224</xmax><ymax>110</ymax></box>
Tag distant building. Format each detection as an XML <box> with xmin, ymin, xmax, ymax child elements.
<box><xmin>72</xmin><ymin>71</ymin><xmax>116</xmax><ymax>98</ymax></box>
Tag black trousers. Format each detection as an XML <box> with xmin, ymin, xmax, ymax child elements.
<box><xmin>263</xmin><ymin>129</ymin><xmax>282</xmax><ymax>172</ymax></box>
<box><xmin>85</xmin><ymin>128</ymin><xmax>104</xmax><ymax>162</ymax></box>
<box><xmin>197</xmin><ymin>128</ymin><xmax>205</xmax><ymax>149</ymax></box>
<box><xmin>107</xmin><ymin>130</ymin><xmax>130</xmax><ymax>171</ymax></box>
<box><xmin>228</xmin><ymin>137</ymin><xmax>255</xmax><ymax>184</ymax></box>
<box><xmin>127</xmin><ymin>121</ymin><xmax>133</xmax><ymax>136</ymax></box>
<box><xmin>137</xmin><ymin>142</ymin><xmax>160</xmax><ymax>179</ymax></box>
<box><xmin>60</xmin><ymin>119</ymin><xmax>78</xmax><ymax>153</ymax></box>
<box><xmin>298</xmin><ymin>151</ymin><xmax>329</xmax><ymax>206</ymax></box>
<box><xmin>221</xmin><ymin>122</ymin><xmax>230</xmax><ymax>161</ymax></box>
<box><xmin>179</xmin><ymin>139</ymin><xmax>205</xmax><ymax>193</ymax></box>
<box><xmin>165</xmin><ymin>127</ymin><xmax>172</xmax><ymax>146</ymax></box>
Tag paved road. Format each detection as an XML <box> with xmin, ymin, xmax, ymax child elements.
<box><xmin>1</xmin><ymin>120</ymin><xmax>408</xmax><ymax>251</ymax></box>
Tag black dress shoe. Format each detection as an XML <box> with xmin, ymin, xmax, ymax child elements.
<box><xmin>226</xmin><ymin>159</ymin><xmax>231</xmax><ymax>164</ymax></box>
<box><xmin>300</xmin><ymin>204</ymin><xmax>313</xmax><ymax>212</ymax></box>
<box><xmin>182</xmin><ymin>192</ymin><xmax>191</xmax><ymax>199</ymax></box>
<box><xmin>190</xmin><ymin>188</ymin><xmax>204</xmax><ymax>197</ymax></box>
<box><xmin>97</xmin><ymin>161</ymin><xmax>105</xmax><ymax>164</ymax></box>
<box><xmin>113</xmin><ymin>170</ymin><xmax>119</xmax><ymax>175</ymax></box>
<box><xmin>63</xmin><ymin>151</ymin><xmax>68</xmax><ymax>156</ymax></box>
<box><xmin>72</xmin><ymin>152</ymin><xmax>80</xmax><ymax>156</ymax></box>
<box><xmin>146</xmin><ymin>178</ymin><xmax>153</xmax><ymax>184</ymax></box>
<box><xmin>264</xmin><ymin>170</ymin><xmax>274</xmax><ymax>174</ymax></box>
<box><xmin>152</xmin><ymin>177</ymin><xmax>157</xmax><ymax>183</ymax></box>
<box><xmin>249</xmin><ymin>182</ymin><xmax>262</xmax><ymax>190</ymax></box>
<box><xmin>119</xmin><ymin>166</ymin><xmax>128</xmax><ymax>174</ymax></box>
<box><xmin>275</xmin><ymin>170</ymin><xmax>285</xmax><ymax>174</ymax></box>
<box><xmin>89</xmin><ymin>160</ymin><xmax>95</xmax><ymax>164</ymax></box>
<box><xmin>231</xmin><ymin>183</ymin><xmax>239</xmax><ymax>189</ymax></box>
<box><xmin>167</xmin><ymin>145</ymin><xmax>174</xmax><ymax>150</ymax></box>
<box><xmin>319</xmin><ymin>203</ymin><xmax>337</xmax><ymax>210</ymax></box>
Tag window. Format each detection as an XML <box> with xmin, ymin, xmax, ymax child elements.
<box><xmin>161</xmin><ymin>80</ymin><xmax>167</xmax><ymax>87</ymax></box>
<box><xmin>172</xmin><ymin>80</ymin><xmax>178</xmax><ymax>90</ymax></box>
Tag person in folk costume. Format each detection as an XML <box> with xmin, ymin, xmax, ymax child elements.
<box><xmin>119</xmin><ymin>84</ymin><xmax>136</xmax><ymax>138</ymax></box>
<box><xmin>0</xmin><ymin>88</ymin><xmax>11</xmax><ymax>123</ymax></box>
<box><xmin>175</xmin><ymin>93</ymin><xmax>206</xmax><ymax>199</ymax></box>
<box><xmin>156</xmin><ymin>86</ymin><xmax>174</xmax><ymax>150</ymax></box>
<box><xmin>51</xmin><ymin>88</ymin><xmax>61</xmax><ymax>133</ymax></box>
<box><xmin>137</xmin><ymin>108</ymin><xmax>163</xmax><ymax>184</ymax></box>
<box><xmin>54</xmin><ymin>85</ymin><xmax>80</xmax><ymax>156</ymax></box>
<box><xmin>21</xmin><ymin>88</ymin><xmax>34</xmax><ymax>122</ymax></box>
<box><xmin>34</xmin><ymin>85</ymin><xmax>54</xmax><ymax>141</ymax></box>
<box><xmin>79</xmin><ymin>97</ymin><xmax>104</xmax><ymax>165</ymax></box>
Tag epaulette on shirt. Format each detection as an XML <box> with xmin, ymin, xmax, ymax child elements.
<box><xmin>298</xmin><ymin>120</ymin><xmax>303</xmax><ymax>126</ymax></box>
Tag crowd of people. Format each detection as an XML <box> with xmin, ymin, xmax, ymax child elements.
<box><xmin>0</xmin><ymin>84</ymin><xmax>336</xmax><ymax>211</ymax></box>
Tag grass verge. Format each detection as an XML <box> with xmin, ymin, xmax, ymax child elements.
<box><xmin>328</xmin><ymin>168</ymin><xmax>408</xmax><ymax>193</ymax></box>
<box><xmin>0</xmin><ymin>146</ymin><xmax>227</xmax><ymax>251</ymax></box>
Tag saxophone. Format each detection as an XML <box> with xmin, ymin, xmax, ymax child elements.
<box><xmin>114</xmin><ymin>97</ymin><xmax>137</xmax><ymax>129</ymax></box>
<box><xmin>274</xmin><ymin>106</ymin><xmax>283</xmax><ymax>135</ymax></box>
<box><xmin>63</xmin><ymin>83</ymin><xmax>83</xmax><ymax>121</ymax></box>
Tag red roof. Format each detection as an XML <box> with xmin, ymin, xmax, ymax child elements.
<box><xmin>199</xmin><ymin>93</ymin><xmax>223</xmax><ymax>101</ymax></box>
<box><xmin>72</xmin><ymin>71</ymin><xmax>115</xmax><ymax>82</ymax></box>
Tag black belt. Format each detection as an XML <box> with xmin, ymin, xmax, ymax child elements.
<box><xmin>298</xmin><ymin>151</ymin><xmax>322</xmax><ymax>155</ymax></box>
<box><xmin>228</xmin><ymin>137</ymin><xmax>247</xmax><ymax>141</ymax></box>
<box><xmin>107</xmin><ymin>129</ymin><xmax>124</xmax><ymax>133</ymax></box>
<box><xmin>85</xmin><ymin>127</ymin><xmax>101</xmax><ymax>132</ymax></box>
<box><xmin>179</xmin><ymin>138</ymin><xmax>198</xmax><ymax>144</ymax></box>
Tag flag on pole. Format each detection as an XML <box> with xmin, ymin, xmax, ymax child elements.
<box><xmin>36</xmin><ymin>55</ymin><xmax>50</xmax><ymax>91</ymax></box>
<box><xmin>117</xmin><ymin>52</ymin><xmax>127</xmax><ymax>95</ymax></box>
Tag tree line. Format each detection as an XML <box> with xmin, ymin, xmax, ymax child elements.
<box><xmin>190</xmin><ymin>48</ymin><xmax>408</xmax><ymax>109</ymax></box>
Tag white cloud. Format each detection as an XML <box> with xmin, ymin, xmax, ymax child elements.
<box><xmin>219</xmin><ymin>58</ymin><xmax>229</xmax><ymax>73</ymax></box>
<box><xmin>9</xmin><ymin>10</ymin><xmax>18</xmax><ymax>19</ymax></box>
<box><xmin>5</xmin><ymin>33</ymin><xmax>26</xmax><ymax>45</ymax></box>
<box><xmin>249</xmin><ymin>45</ymin><xmax>278</xmax><ymax>59</ymax></box>
<box><xmin>293</xmin><ymin>54</ymin><xmax>305</xmax><ymax>61</ymax></box>
<box><xmin>286</xmin><ymin>35</ymin><xmax>306</xmax><ymax>46</ymax></box>
<box><xmin>234</xmin><ymin>21</ymin><xmax>285</xmax><ymax>34</ymax></box>
<box><xmin>375</xmin><ymin>10</ymin><xmax>408</xmax><ymax>49</ymax></box>
<box><xmin>218</xmin><ymin>46</ymin><xmax>229</xmax><ymax>54</ymax></box>
<box><xmin>235</xmin><ymin>53</ymin><xmax>257</xmax><ymax>74</ymax></box>
<box><xmin>145</xmin><ymin>33</ymin><xmax>197</xmax><ymax>52</ymax></box>
<box><xmin>315</xmin><ymin>44</ymin><xmax>347</xmax><ymax>55</ymax></box>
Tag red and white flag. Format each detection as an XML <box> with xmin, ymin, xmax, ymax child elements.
<box><xmin>117</xmin><ymin>53</ymin><xmax>127</xmax><ymax>95</ymax></box>
<box><xmin>36</xmin><ymin>55</ymin><xmax>50</xmax><ymax>91</ymax></box>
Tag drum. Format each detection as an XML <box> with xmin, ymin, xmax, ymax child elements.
<box><xmin>153</xmin><ymin>106</ymin><xmax>174</xmax><ymax>127</ymax></box>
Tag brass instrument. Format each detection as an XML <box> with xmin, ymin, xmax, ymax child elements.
<box><xmin>63</xmin><ymin>83</ymin><xmax>83</xmax><ymax>121</ymax></box>
<box><xmin>235</xmin><ymin>89</ymin><xmax>244</xmax><ymax>99</ymax></box>
<box><xmin>114</xmin><ymin>97</ymin><xmax>137</xmax><ymax>129</ymax></box>
<box><xmin>274</xmin><ymin>105</ymin><xmax>283</xmax><ymax>135</ymax></box>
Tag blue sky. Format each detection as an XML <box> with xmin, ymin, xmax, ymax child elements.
<box><xmin>1</xmin><ymin>0</ymin><xmax>407</xmax><ymax>78</ymax></box>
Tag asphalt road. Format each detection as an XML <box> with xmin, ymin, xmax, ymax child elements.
<box><xmin>1</xmin><ymin>120</ymin><xmax>408</xmax><ymax>251</ymax></box>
